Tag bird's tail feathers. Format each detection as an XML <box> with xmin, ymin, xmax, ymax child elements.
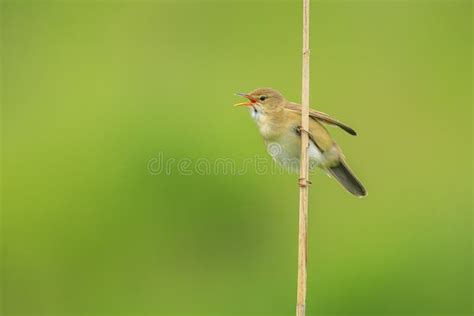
<box><xmin>328</xmin><ymin>160</ymin><xmax>367</xmax><ymax>197</ymax></box>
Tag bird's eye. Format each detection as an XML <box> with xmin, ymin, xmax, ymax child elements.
<box><xmin>259</xmin><ymin>96</ymin><xmax>267</xmax><ymax>101</ymax></box>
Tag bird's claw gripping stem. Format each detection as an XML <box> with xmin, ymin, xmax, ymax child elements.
<box><xmin>298</xmin><ymin>177</ymin><xmax>312</xmax><ymax>187</ymax></box>
<box><xmin>296</xmin><ymin>126</ymin><xmax>313</xmax><ymax>137</ymax></box>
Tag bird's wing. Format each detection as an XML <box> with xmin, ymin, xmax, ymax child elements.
<box><xmin>308</xmin><ymin>118</ymin><xmax>335</xmax><ymax>152</ymax></box>
<box><xmin>285</xmin><ymin>102</ymin><xmax>357</xmax><ymax>136</ymax></box>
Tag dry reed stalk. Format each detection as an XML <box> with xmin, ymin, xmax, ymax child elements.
<box><xmin>296</xmin><ymin>0</ymin><xmax>311</xmax><ymax>315</ymax></box>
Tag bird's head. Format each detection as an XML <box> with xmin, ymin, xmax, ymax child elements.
<box><xmin>234</xmin><ymin>87</ymin><xmax>285</xmax><ymax>112</ymax></box>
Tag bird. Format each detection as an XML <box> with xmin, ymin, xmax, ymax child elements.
<box><xmin>234</xmin><ymin>87</ymin><xmax>367</xmax><ymax>197</ymax></box>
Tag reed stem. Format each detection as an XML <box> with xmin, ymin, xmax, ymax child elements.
<box><xmin>296</xmin><ymin>0</ymin><xmax>310</xmax><ymax>315</ymax></box>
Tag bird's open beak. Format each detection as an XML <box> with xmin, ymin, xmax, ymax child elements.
<box><xmin>234</xmin><ymin>93</ymin><xmax>256</xmax><ymax>107</ymax></box>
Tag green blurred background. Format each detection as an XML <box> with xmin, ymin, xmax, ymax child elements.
<box><xmin>1</xmin><ymin>0</ymin><xmax>472</xmax><ymax>315</ymax></box>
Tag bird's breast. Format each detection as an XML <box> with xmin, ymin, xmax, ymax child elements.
<box><xmin>252</xmin><ymin>112</ymin><xmax>282</xmax><ymax>140</ymax></box>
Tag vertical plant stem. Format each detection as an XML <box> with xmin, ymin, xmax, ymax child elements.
<box><xmin>297</xmin><ymin>0</ymin><xmax>310</xmax><ymax>315</ymax></box>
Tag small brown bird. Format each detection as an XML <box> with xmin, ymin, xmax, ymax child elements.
<box><xmin>235</xmin><ymin>87</ymin><xmax>367</xmax><ymax>197</ymax></box>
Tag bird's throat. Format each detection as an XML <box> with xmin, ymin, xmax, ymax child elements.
<box><xmin>249</xmin><ymin>106</ymin><xmax>261</xmax><ymax>121</ymax></box>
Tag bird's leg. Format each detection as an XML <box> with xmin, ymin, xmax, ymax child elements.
<box><xmin>295</xmin><ymin>126</ymin><xmax>313</xmax><ymax>137</ymax></box>
<box><xmin>296</xmin><ymin>125</ymin><xmax>324</xmax><ymax>153</ymax></box>
<box><xmin>298</xmin><ymin>177</ymin><xmax>312</xmax><ymax>187</ymax></box>
<box><xmin>295</xmin><ymin>126</ymin><xmax>313</xmax><ymax>187</ymax></box>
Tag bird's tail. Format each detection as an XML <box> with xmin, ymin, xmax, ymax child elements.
<box><xmin>328</xmin><ymin>160</ymin><xmax>367</xmax><ymax>197</ymax></box>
